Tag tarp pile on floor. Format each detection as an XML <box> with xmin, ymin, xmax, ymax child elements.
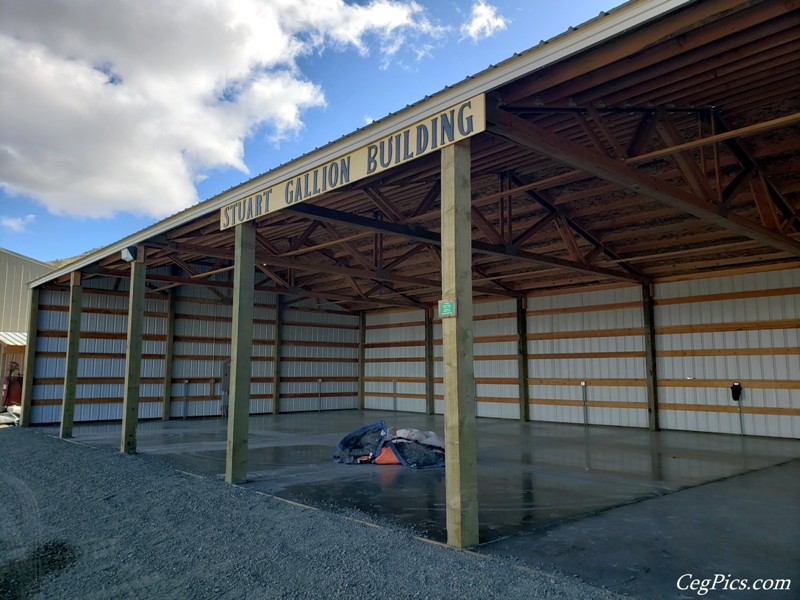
<box><xmin>0</xmin><ymin>405</ymin><xmax>20</xmax><ymax>429</ymax></box>
<box><xmin>333</xmin><ymin>421</ymin><xmax>445</xmax><ymax>468</ymax></box>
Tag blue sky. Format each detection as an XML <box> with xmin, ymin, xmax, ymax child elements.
<box><xmin>0</xmin><ymin>0</ymin><xmax>620</xmax><ymax>263</ymax></box>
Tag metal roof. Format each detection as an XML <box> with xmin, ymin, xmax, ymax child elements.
<box><xmin>31</xmin><ymin>0</ymin><xmax>800</xmax><ymax>311</ymax></box>
<box><xmin>0</xmin><ymin>332</ymin><xmax>26</xmax><ymax>347</ymax></box>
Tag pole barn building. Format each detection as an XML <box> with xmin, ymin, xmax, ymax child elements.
<box><xmin>21</xmin><ymin>0</ymin><xmax>800</xmax><ymax>548</ymax></box>
<box><xmin>1</xmin><ymin>248</ymin><xmax>53</xmax><ymax>392</ymax></box>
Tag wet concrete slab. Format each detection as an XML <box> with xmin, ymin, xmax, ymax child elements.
<box><xmin>43</xmin><ymin>410</ymin><xmax>800</xmax><ymax>597</ymax></box>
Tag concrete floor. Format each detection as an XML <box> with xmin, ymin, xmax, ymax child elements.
<box><xmin>43</xmin><ymin>410</ymin><xmax>800</xmax><ymax>598</ymax></box>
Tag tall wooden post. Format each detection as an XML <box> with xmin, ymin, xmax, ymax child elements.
<box><xmin>20</xmin><ymin>288</ymin><xmax>39</xmax><ymax>427</ymax></box>
<box><xmin>60</xmin><ymin>271</ymin><xmax>82</xmax><ymax>438</ymax></box>
<box><xmin>440</xmin><ymin>139</ymin><xmax>479</xmax><ymax>548</ymax></box>
<box><xmin>425</xmin><ymin>307</ymin><xmax>435</xmax><ymax>415</ymax></box>
<box><xmin>516</xmin><ymin>296</ymin><xmax>530</xmax><ymax>422</ymax></box>
<box><xmin>161</xmin><ymin>289</ymin><xmax>176</xmax><ymax>420</ymax></box>
<box><xmin>226</xmin><ymin>222</ymin><xmax>255</xmax><ymax>484</ymax></box>
<box><xmin>357</xmin><ymin>311</ymin><xmax>366</xmax><ymax>410</ymax></box>
<box><xmin>120</xmin><ymin>247</ymin><xmax>146</xmax><ymax>454</ymax></box>
<box><xmin>642</xmin><ymin>283</ymin><xmax>660</xmax><ymax>431</ymax></box>
<box><xmin>271</xmin><ymin>294</ymin><xmax>282</xmax><ymax>415</ymax></box>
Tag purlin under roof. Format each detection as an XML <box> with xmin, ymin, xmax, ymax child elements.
<box><xmin>33</xmin><ymin>0</ymin><xmax>800</xmax><ymax>312</ymax></box>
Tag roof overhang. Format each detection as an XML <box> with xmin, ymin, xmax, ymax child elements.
<box><xmin>31</xmin><ymin>0</ymin><xmax>695</xmax><ymax>289</ymax></box>
<box><xmin>29</xmin><ymin>0</ymin><xmax>800</xmax><ymax>311</ymax></box>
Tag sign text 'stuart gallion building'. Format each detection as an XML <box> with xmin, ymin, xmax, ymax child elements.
<box><xmin>220</xmin><ymin>94</ymin><xmax>486</xmax><ymax>230</ymax></box>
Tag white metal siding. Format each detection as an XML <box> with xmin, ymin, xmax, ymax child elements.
<box><xmin>654</xmin><ymin>268</ymin><xmax>800</xmax><ymax>438</ymax></box>
<box><xmin>29</xmin><ymin>283</ymin><xmax>359</xmax><ymax>423</ymax></box>
<box><xmin>527</xmin><ymin>286</ymin><xmax>648</xmax><ymax>428</ymax></box>
<box><xmin>365</xmin><ymin>309</ymin><xmax>427</xmax><ymax>412</ymax></box>
<box><xmin>279</xmin><ymin>301</ymin><xmax>358</xmax><ymax>413</ymax></box>
<box><xmin>0</xmin><ymin>249</ymin><xmax>53</xmax><ymax>332</ymax></box>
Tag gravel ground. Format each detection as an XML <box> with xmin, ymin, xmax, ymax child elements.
<box><xmin>0</xmin><ymin>427</ymin><xmax>624</xmax><ymax>600</ymax></box>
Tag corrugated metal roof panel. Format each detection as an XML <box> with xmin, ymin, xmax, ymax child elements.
<box><xmin>0</xmin><ymin>331</ymin><xmax>27</xmax><ymax>346</ymax></box>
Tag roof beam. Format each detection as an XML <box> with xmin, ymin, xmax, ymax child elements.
<box><xmin>487</xmin><ymin>106</ymin><xmax>800</xmax><ymax>258</ymax></box>
<box><xmin>508</xmin><ymin>173</ymin><xmax>644</xmax><ymax>277</ymax></box>
<box><xmin>627</xmin><ymin>112</ymin><xmax>800</xmax><ymax>165</ymax></box>
<box><xmin>287</xmin><ymin>203</ymin><xmax>643</xmax><ymax>283</ymax></box>
<box><xmin>713</xmin><ymin>112</ymin><xmax>800</xmax><ymax>231</ymax></box>
<box><xmin>363</xmin><ymin>187</ymin><xmax>405</xmax><ymax>223</ymax></box>
<box><xmin>169</xmin><ymin>242</ymin><xmax>516</xmax><ymax>298</ymax></box>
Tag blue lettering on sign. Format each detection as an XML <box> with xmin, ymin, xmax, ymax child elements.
<box><xmin>379</xmin><ymin>139</ymin><xmax>392</xmax><ymax>168</ymax></box>
<box><xmin>285</xmin><ymin>179</ymin><xmax>294</xmax><ymax>204</ymax></box>
<box><xmin>440</xmin><ymin>109</ymin><xmax>455</xmax><ymax>145</ymax></box>
<box><xmin>457</xmin><ymin>100</ymin><xmax>474</xmax><ymax>136</ymax></box>
<box><xmin>283</xmin><ymin>157</ymin><xmax>351</xmax><ymax>204</ymax></box>
<box><xmin>225</xmin><ymin>97</ymin><xmax>480</xmax><ymax>227</ymax></box>
<box><xmin>394</xmin><ymin>134</ymin><xmax>402</xmax><ymax>165</ymax></box>
<box><xmin>402</xmin><ymin>130</ymin><xmax>413</xmax><ymax>161</ymax></box>
<box><xmin>416</xmin><ymin>124</ymin><xmax>429</xmax><ymax>155</ymax></box>
<box><xmin>366</xmin><ymin>144</ymin><xmax>378</xmax><ymax>174</ymax></box>
<box><xmin>312</xmin><ymin>170</ymin><xmax>321</xmax><ymax>195</ymax></box>
<box><xmin>328</xmin><ymin>160</ymin><xmax>338</xmax><ymax>187</ymax></box>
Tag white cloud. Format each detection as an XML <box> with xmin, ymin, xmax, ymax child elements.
<box><xmin>1</xmin><ymin>214</ymin><xmax>36</xmax><ymax>233</ymax></box>
<box><xmin>0</xmin><ymin>0</ymin><xmax>440</xmax><ymax>219</ymax></box>
<box><xmin>460</xmin><ymin>1</ymin><xmax>507</xmax><ymax>41</ymax></box>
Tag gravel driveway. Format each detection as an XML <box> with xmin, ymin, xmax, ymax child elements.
<box><xmin>0</xmin><ymin>427</ymin><xmax>624</xmax><ymax>600</ymax></box>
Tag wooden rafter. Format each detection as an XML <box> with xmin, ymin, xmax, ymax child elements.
<box><xmin>471</xmin><ymin>206</ymin><xmax>505</xmax><ymax>245</ymax></box>
<box><xmin>316</xmin><ymin>223</ymin><xmax>422</xmax><ymax>303</ymax></box>
<box><xmin>287</xmin><ymin>203</ymin><xmax>644</xmax><ymax>283</ymax></box>
<box><xmin>363</xmin><ymin>187</ymin><xmax>405</xmax><ymax>223</ymax></box>
<box><xmin>554</xmin><ymin>216</ymin><xmax>584</xmax><ymax>264</ymax></box>
<box><xmin>487</xmin><ymin>106</ymin><xmax>800</xmax><ymax>258</ymax></box>
<box><xmin>168</xmin><ymin>241</ymin><xmax>511</xmax><ymax>299</ymax></box>
<box><xmin>713</xmin><ymin>112</ymin><xmax>800</xmax><ymax>232</ymax></box>
<box><xmin>750</xmin><ymin>176</ymin><xmax>781</xmax><ymax>232</ymax></box>
<box><xmin>287</xmin><ymin>221</ymin><xmax>322</xmax><ymax>252</ymax></box>
<box><xmin>410</xmin><ymin>181</ymin><xmax>440</xmax><ymax>217</ymax></box>
<box><xmin>500</xmin><ymin>0</ymin><xmax>794</xmax><ymax>106</ymax></box>
<box><xmin>627</xmin><ymin>112</ymin><xmax>800</xmax><ymax>165</ymax></box>
<box><xmin>507</xmin><ymin>174</ymin><xmax>643</xmax><ymax>277</ymax></box>
<box><xmin>585</xmin><ymin>106</ymin><xmax>627</xmax><ymax>158</ymax></box>
<box><xmin>513</xmin><ymin>212</ymin><xmax>557</xmax><ymax>247</ymax></box>
<box><xmin>654</xmin><ymin>112</ymin><xmax>716</xmax><ymax>201</ymax></box>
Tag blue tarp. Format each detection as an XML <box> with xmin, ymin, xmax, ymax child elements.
<box><xmin>333</xmin><ymin>420</ymin><xmax>445</xmax><ymax>469</ymax></box>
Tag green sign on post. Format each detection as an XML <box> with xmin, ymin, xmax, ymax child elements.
<box><xmin>439</xmin><ymin>299</ymin><xmax>457</xmax><ymax>318</ymax></box>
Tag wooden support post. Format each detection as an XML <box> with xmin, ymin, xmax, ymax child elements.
<box><xmin>272</xmin><ymin>294</ymin><xmax>282</xmax><ymax>415</ymax></box>
<box><xmin>440</xmin><ymin>140</ymin><xmax>479</xmax><ymax>548</ymax></box>
<box><xmin>226</xmin><ymin>222</ymin><xmax>255</xmax><ymax>484</ymax></box>
<box><xmin>161</xmin><ymin>289</ymin><xmax>176</xmax><ymax>420</ymax></box>
<box><xmin>120</xmin><ymin>248</ymin><xmax>146</xmax><ymax>454</ymax></box>
<box><xmin>60</xmin><ymin>271</ymin><xmax>82</xmax><ymax>438</ymax></box>
<box><xmin>357</xmin><ymin>310</ymin><xmax>366</xmax><ymax>410</ymax></box>
<box><xmin>425</xmin><ymin>306</ymin><xmax>435</xmax><ymax>415</ymax></box>
<box><xmin>516</xmin><ymin>296</ymin><xmax>530</xmax><ymax>422</ymax></box>
<box><xmin>642</xmin><ymin>283</ymin><xmax>660</xmax><ymax>431</ymax></box>
<box><xmin>20</xmin><ymin>288</ymin><xmax>39</xmax><ymax>427</ymax></box>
